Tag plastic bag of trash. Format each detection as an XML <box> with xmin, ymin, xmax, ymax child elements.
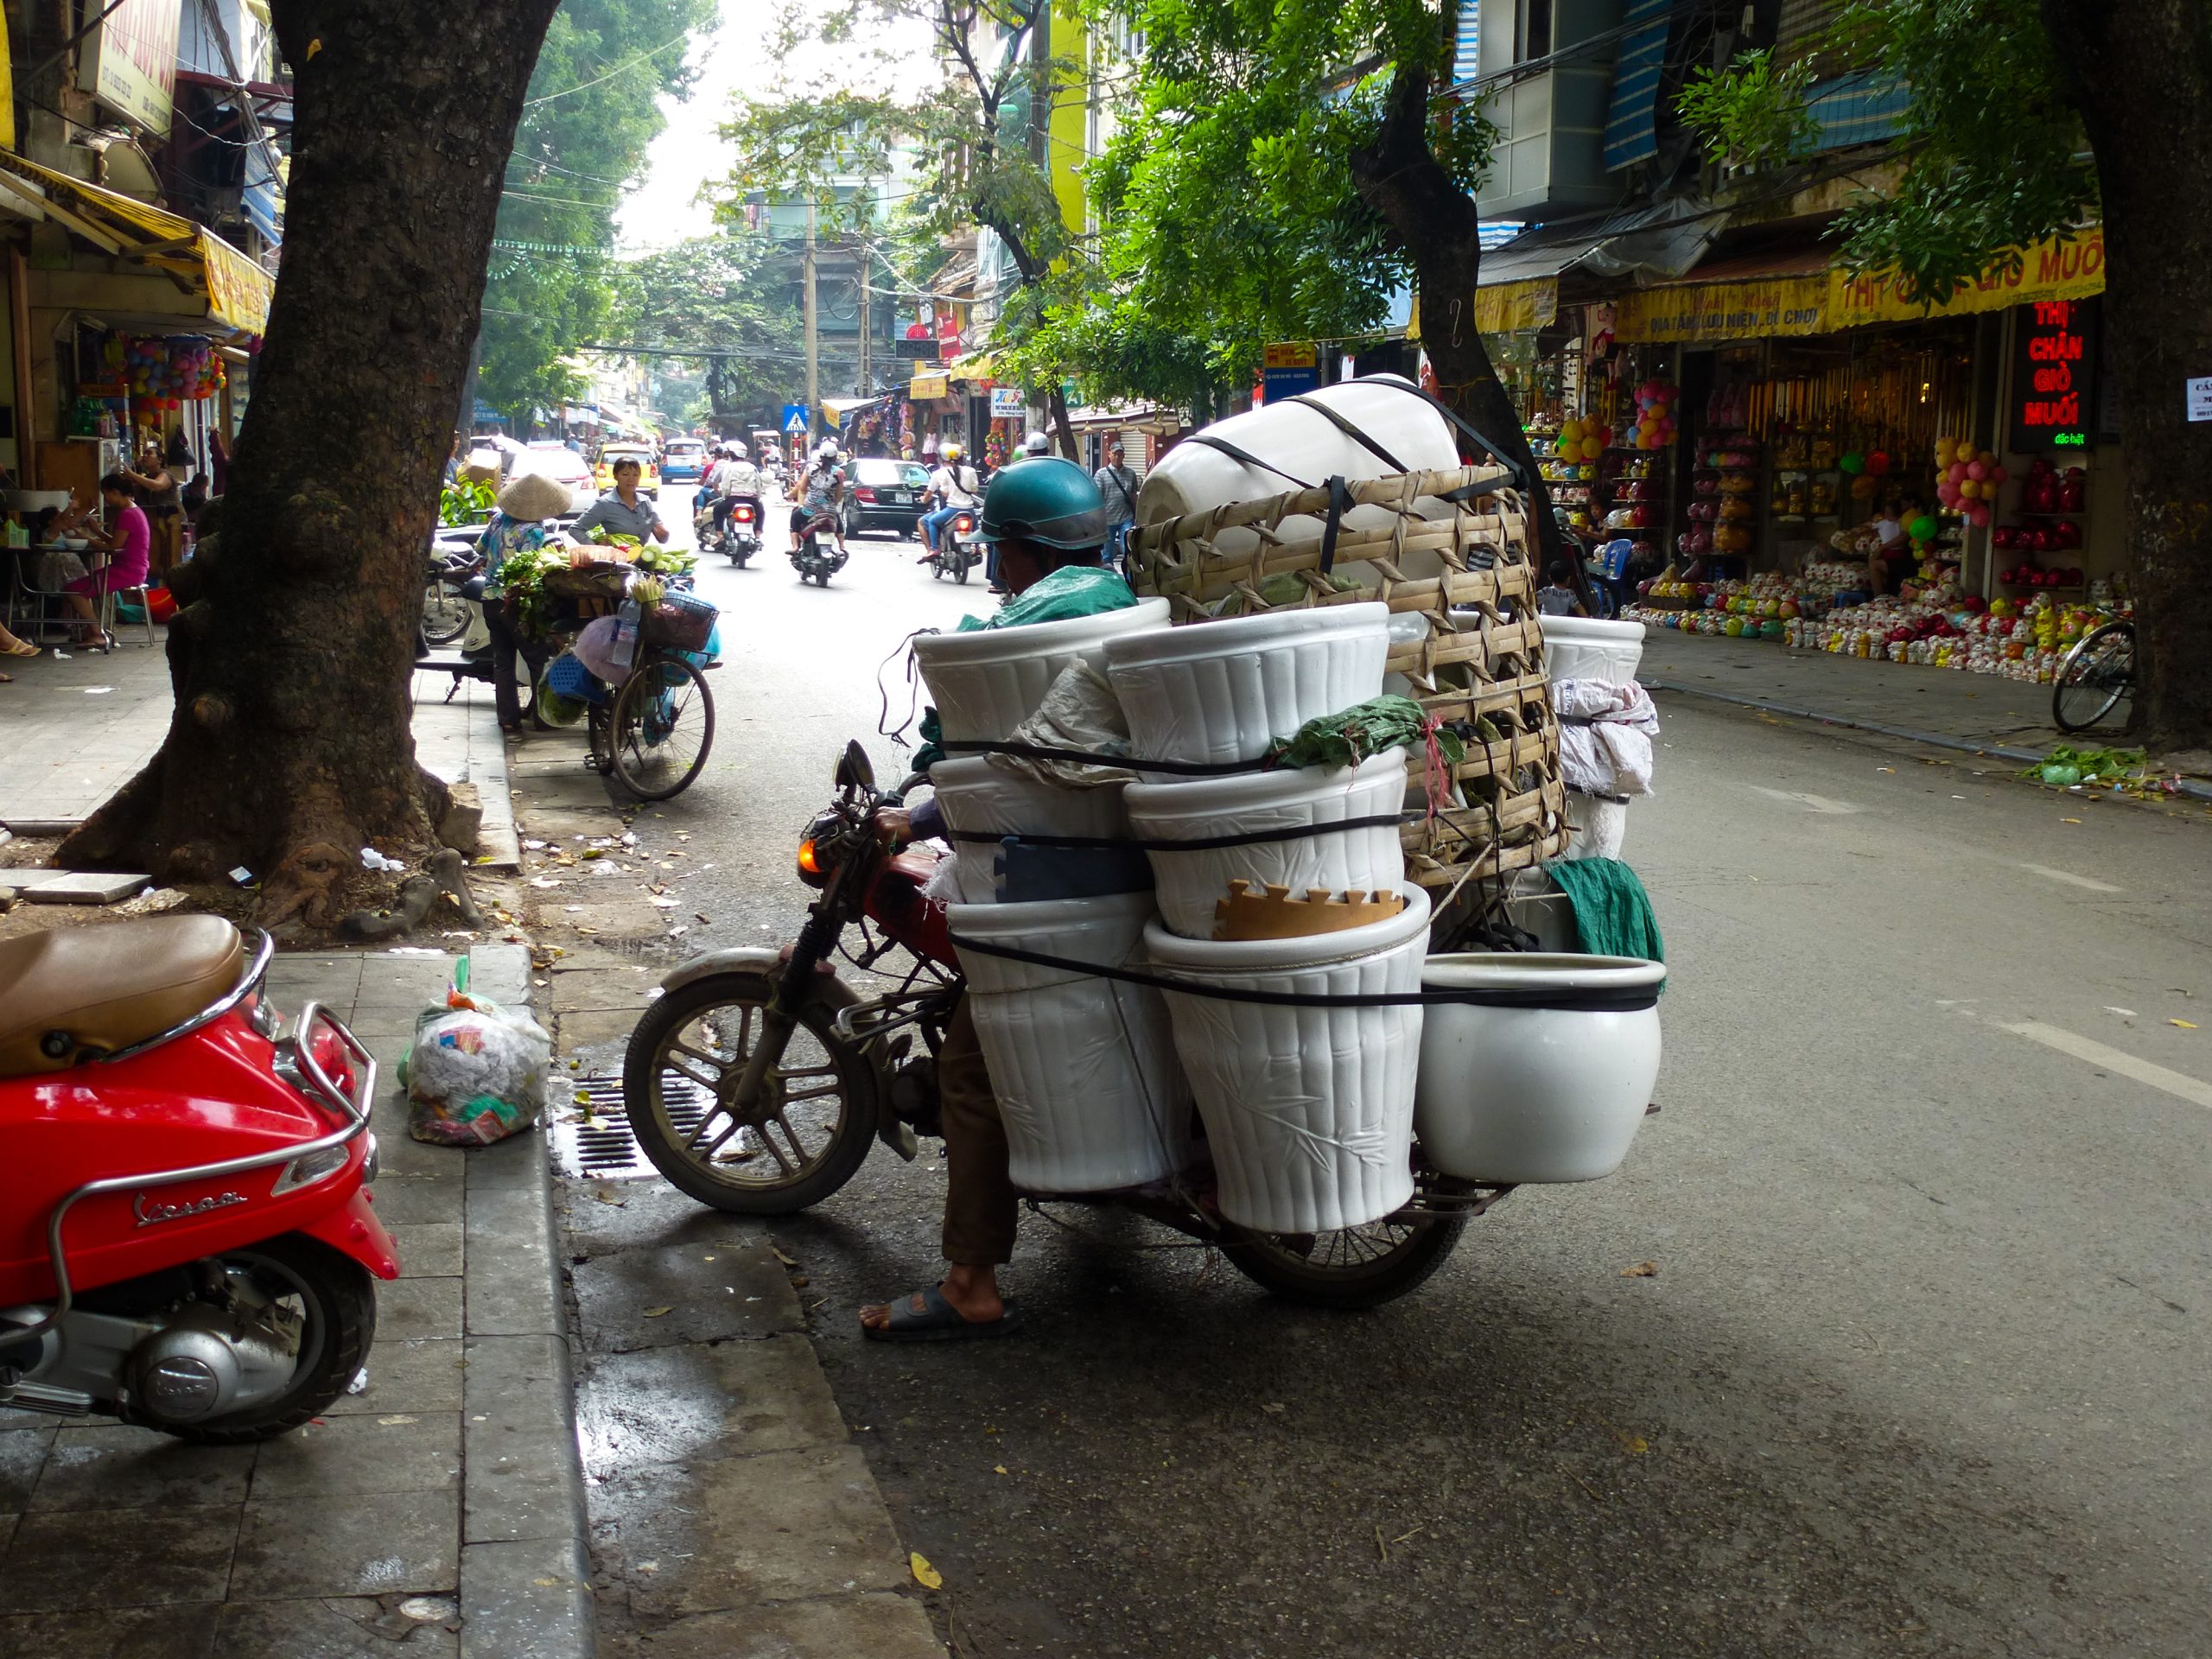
<box><xmin>399</xmin><ymin>1001</ymin><xmax>551</xmax><ymax>1147</ymax></box>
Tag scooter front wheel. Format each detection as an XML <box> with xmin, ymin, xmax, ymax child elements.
<box><xmin>624</xmin><ymin>974</ymin><xmax>879</xmax><ymax>1214</ymax></box>
<box><xmin>135</xmin><ymin>1234</ymin><xmax>378</xmax><ymax>1445</ymax></box>
<box><xmin>1219</xmin><ymin>1209</ymin><xmax>1467</xmax><ymax>1310</ymax></box>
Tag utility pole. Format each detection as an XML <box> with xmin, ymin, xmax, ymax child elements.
<box><xmin>857</xmin><ymin>235</ymin><xmax>871</xmax><ymax>397</ymax></box>
<box><xmin>804</xmin><ymin>200</ymin><xmax>819</xmax><ymax>438</ymax></box>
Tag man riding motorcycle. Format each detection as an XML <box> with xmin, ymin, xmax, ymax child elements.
<box><xmin>789</xmin><ymin>440</ymin><xmax>849</xmax><ymax>557</ymax></box>
<box><xmin>918</xmin><ymin>442</ymin><xmax>982</xmax><ymax>563</ymax></box>
<box><xmin>859</xmin><ymin>458</ymin><xmax>1123</xmax><ymax>1341</ymax></box>
<box><xmin>708</xmin><ymin>443</ymin><xmax>761</xmax><ymax>543</ymax></box>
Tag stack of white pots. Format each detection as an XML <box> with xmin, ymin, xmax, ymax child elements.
<box><xmin>913</xmin><ymin>601</ymin><xmax>1192</xmax><ymax>1193</ymax></box>
<box><xmin>1103</xmin><ymin>603</ymin><xmax>1432</xmax><ymax>1234</ymax></box>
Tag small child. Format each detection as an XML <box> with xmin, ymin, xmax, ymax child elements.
<box><xmin>1537</xmin><ymin>561</ymin><xmax>1581</xmax><ymax>616</ymax></box>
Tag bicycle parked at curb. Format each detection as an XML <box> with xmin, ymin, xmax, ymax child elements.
<box><xmin>2052</xmin><ymin>618</ymin><xmax>2136</xmax><ymax>734</ymax></box>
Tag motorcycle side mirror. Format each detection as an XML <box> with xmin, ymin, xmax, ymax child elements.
<box><xmin>836</xmin><ymin>740</ymin><xmax>876</xmax><ymax>794</ymax></box>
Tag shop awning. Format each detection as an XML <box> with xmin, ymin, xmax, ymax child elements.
<box><xmin>1066</xmin><ymin>402</ymin><xmax>1170</xmax><ymax>430</ymax></box>
<box><xmin>944</xmin><ymin>349</ymin><xmax>1001</xmax><ymax>382</ymax></box>
<box><xmin>0</xmin><ymin>150</ymin><xmax>273</xmax><ymax>334</ymax></box>
<box><xmin>823</xmin><ymin>395</ymin><xmax>885</xmax><ymax>428</ymax></box>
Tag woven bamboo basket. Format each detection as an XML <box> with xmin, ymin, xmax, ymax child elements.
<box><xmin>1128</xmin><ymin>465</ymin><xmax>1570</xmax><ymax>893</ymax></box>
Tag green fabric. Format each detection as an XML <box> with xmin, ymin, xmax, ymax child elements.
<box><xmin>1265</xmin><ymin>695</ymin><xmax>1465</xmax><ymax>770</ymax></box>
<box><xmin>1218</xmin><ymin>572</ymin><xmax>1363</xmax><ymax>614</ymax></box>
<box><xmin>957</xmin><ymin>564</ymin><xmax>1137</xmax><ymax>632</ymax></box>
<box><xmin>1548</xmin><ymin>859</ymin><xmax>1665</xmax><ymax>980</ymax></box>
<box><xmin>912</xmin><ymin>705</ymin><xmax>946</xmax><ymax>772</ymax></box>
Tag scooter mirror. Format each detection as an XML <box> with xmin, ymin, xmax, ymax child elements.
<box><xmin>836</xmin><ymin>740</ymin><xmax>876</xmax><ymax>794</ymax></box>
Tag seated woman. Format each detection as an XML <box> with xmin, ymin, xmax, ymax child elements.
<box><xmin>57</xmin><ymin>474</ymin><xmax>151</xmax><ymax>652</ymax></box>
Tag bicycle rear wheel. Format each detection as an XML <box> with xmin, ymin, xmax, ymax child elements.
<box><xmin>608</xmin><ymin>652</ymin><xmax>715</xmax><ymax>799</ymax></box>
<box><xmin>2052</xmin><ymin>620</ymin><xmax>2135</xmax><ymax>734</ymax></box>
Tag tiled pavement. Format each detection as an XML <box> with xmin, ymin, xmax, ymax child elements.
<box><xmin>0</xmin><ymin>945</ymin><xmax>593</xmax><ymax>1658</ymax></box>
<box><xmin>0</xmin><ymin>622</ymin><xmax>519</xmax><ymax>860</ymax></box>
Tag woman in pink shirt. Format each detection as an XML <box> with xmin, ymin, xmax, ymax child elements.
<box><xmin>61</xmin><ymin>473</ymin><xmax>152</xmax><ymax>651</ymax></box>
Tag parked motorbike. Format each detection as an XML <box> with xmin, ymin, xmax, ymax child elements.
<box><xmin>0</xmin><ymin>916</ymin><xmax>395</xmax><ymax>1440</ymax></box>
<box><xmin>791</xmin><ymin>513</ymin><xmax>849</xmax><ymax>588</ymax></box>
<box><xmin>620</xmin><ymin>742</ymin><xmax>1496</xmax><ymax>1308</ymax></box>
<box><xmin>928</xmin><ymin>508</ymin><xmax>981</xmax><ymax>584</ymax></box>
<box><xmin>415</xmin><ymin>542</ymin><xmax>494</xmax><ymax>698</ymax></box>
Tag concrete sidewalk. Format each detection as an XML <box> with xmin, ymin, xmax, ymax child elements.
<box><xmin>0</xmin><ymin>944</ymin><xmax>593</xmax><ymax>1658</ymax></box>
<box><xmin>0</xmin><ymin>626</ymin><xmax>518</xmax><ymax>863</ymax></box>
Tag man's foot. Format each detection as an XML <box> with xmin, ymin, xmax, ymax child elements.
<box><xmin>860</xmin><ymin>1281</ymin><xmax>1021</xmax><ymax>1343</ymax></box>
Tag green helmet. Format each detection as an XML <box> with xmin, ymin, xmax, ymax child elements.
<box><xmin>978</xmin><ymin>456</ymin><xmax>1108</xmax><ymax>550</ymax></box>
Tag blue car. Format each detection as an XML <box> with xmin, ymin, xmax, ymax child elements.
<box><xmin>661</xmin><ymin>438</ymin><xmax>707</xmax><ymax>485</ymax></box>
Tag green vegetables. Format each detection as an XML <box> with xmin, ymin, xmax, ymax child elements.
<box><xmin>439</xmin><ymin>477</ymin><xmax>495</xmax><ymax>526</ymax></box>
<box><xmin>2024</xmin><ymin>744</ymin><xmax>2147</xmax><ymax>791</ymax></box>
<box><xmin>1267</xmin><ymin>696</ymin><xmax>1465</xmax><ymax>771</ymax></box>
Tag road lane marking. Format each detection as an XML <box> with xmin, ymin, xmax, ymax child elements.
<box><xmin>1997</xmin><ymin>1020</ymin><xmax>2212</xmax><ymax>1110</ymax></box>
<box><xmin>1746</xmin><ymin>786</ymin><xmax>1860</xmax><ymax>814</ymax></box>
<box><xmin>2015</xmin><ymin>862</ymin><xmax>2124</xmax><ymax>893</ymax></box>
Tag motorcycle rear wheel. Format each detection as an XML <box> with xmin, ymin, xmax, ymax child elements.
<box><xmin>421</xmin><ymin>579</ymin><xmax>472</xmax><ymax>647</ymax></box>
<box><xmin>954</xmin><ymin>556</ymin><xmax>970</xmax><ymax>586</ymax></box>
<box><xmin>133</xmin><ymin>1235</ymin><xmax>378</xmax><ymax>1444</ymax></box>
<box><xmin>624</xmin><ymin>974</ymin><xmax>879</xmax><ymax>1214</ymax></box>
<box><xmin>1219</xmin><ymin>1210</ymin><xmax>1467</xmax><ymax>1310</ymax></box>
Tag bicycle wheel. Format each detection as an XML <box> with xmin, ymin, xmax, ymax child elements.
<box><xmin>608</xmin><ymin>652</ymin><xmax>714</xmax><ymax>799</ymax></box>
<box><xmin>2052</xmin><ymin>620</ymin><xmax>2136</xmax><ymax>734</ymax></box>
<box><xmin>421</xmin><ymin>579</ymin><xmax>471</xmax><ymax>647</ymax></box>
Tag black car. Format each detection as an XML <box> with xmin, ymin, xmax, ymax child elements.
<box><xmin>844</xmin><ymin>458</ymin><xmax>934</xmax><ymax>538</ymax></box>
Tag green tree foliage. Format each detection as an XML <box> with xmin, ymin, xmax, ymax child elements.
<box><xmin>1674</xmin><ymin>48</ymin><xmax>1820</xmax><ymax>174</ymax></box>
<box><xmin>478</xmin><ymin>0</ymin><xmax>717</xmax><ymax>425</ymax></box>
<box><xmin>714</xmin><ymin>0</ymin><xmax>1086</xmax><ymax>447</ymax></box>
<box><xmin>610</xmin><ymin>236</ymin><xmax>807</xmax><ymax>426</ymax></box>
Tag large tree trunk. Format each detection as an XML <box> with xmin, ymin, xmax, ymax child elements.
<box><xmin>61</xmin><ymin>0</ymin><xmax>563</xmax><ymax>923</ymax></box>
<box><xmin>1346</xmin><ymin>67</ymin><xmax>1567</xmax><ymax>579</ymax></box>
<box><xmin>2044</xmin><ymin>0</ymin><xmax>2212</xmax><ymax>753</ymax></box>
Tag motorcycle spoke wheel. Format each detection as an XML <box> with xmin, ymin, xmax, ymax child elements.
<box><xmin>624</xmin><ymin>978</ymin><xmax>876</xmax><ymax>1213</ymax></box>
<box><xmin>421</xmin><ymin>581</ymin><xmax>471</xmax><ymax>646</ymax></box>
<box><xmin>608</xmin><ymin>656</ymin><xmax>714</xmax><ymax>800</ymax></box>
<box><xmin>1221</xmin><ymin>1209</ymin><xmax>1467</xmax><ymax>1310</ymax></box>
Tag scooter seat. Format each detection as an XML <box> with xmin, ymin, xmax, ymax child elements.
<box><xmin>0</xmin><ymin>915</ymin><xmax>245</xmax><ymax>1076</ymax></box>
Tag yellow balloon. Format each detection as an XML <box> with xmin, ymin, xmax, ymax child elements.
<box><xmin>1560</xmin><ymin>421</ymin><xmax>1584</xmax><ymax>444</ymax></box>
<box><xmin>1956</xmin><ymin>478</ymin><xmax>1979</xmax><ymax>500</ymax></box>
<box><xmin>1935</xmin><ymin>439</ymin><xmax>1956</xmax><ymax>466</ymax></box>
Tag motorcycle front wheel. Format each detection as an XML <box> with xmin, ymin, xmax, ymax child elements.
<box><xmin>1219</xmin><ymin>1210</ymin><xmax>1468</xmax><ymax>1310</ymax></box>
<box><xmin>421</xmin><ymin>579</ymin><xmax>472</xmax><ymax>647</ymax></box>
<box><xmin>625</xmin><ymin>974</ymin><xmax>880</xmax><ymax>1213</ymax></box>
<box><xmin>133</xmin><ymin>1234</ymin><xmax>378</xmax><ymax>1444</ymax></box>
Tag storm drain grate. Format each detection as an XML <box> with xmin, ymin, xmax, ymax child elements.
<box><xmin>551</xmin><ymin>1071</ymin><xmax>714</xmax><ymax>1179</ymax></box>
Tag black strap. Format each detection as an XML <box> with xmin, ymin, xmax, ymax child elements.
<box><xmin>945</xmin><ymin>811</ymin><xmax>1408</xmax><ymax>855</ymax></box>
<box><xmin>1183</xmin><ymin>434</ymin><xmax>1314</xmax><ymax>493</ymax></box>
<box><xmin>1285</xmin><ymin>393</ymin><xmax>1410</xmax><ymax>474</ymax></box>
<box><xmin>1317</xmin><ymin>475</ymin><xmax>1352</xmax><ymax>576</ymax></box>
<box><xmin>946</xmin><ymin>931</ymin><xmax>1663</xmax><ymax>1013</ymax></box>
<box><xmin>1357</xmin><ymin>374</ymin><xmax>1529</xmax><ymax>491</ymax></box>
<box><xmin>938</xmin><ymin>738</ymin><xmax>1274</xmax><ymax>778</ymax></box>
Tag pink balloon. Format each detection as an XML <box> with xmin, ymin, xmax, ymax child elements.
<box><xmin>1989</xmin><ymin>465</ymin><xmax>2008</xmax><ymax>484</ymax></box>
<box><xmin>1947</xmin><ymin>461</ymin><xmax>1968</xmax><ymax>484</ymax></box>
<box><xmin>1967</xmin><ymin>504</ymin><xmax>1992</xmax><ymax>528</ymax></box>
<box><xmin>1936</xmin><ymin>481</ymin><xmax>1961</xmax><ymax>505</ymax></box>
<box><xmin>1966</xmin><ymin>461</ymin><xmax>1987</xmax><ymax>481</ymax></box>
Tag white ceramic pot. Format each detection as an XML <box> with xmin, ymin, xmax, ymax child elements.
<box><xmin>1122</xmin><ymin>752</ymin><xmax>1407</xmax><ymax>939</ymax></box>
<box><xmin>927</xmin><ymin>757</ymin><xmax>1135</xmax><ymax>905</ymax></box>
<box><xmin>1103</xmin><ymin>603</ymin><xmax>1389</xmax><ymax>779</ymax></box>
<box><xmin>913</xmin><ymin>597</ymin><xmax>1172</xmax><ymax>744</ymax></box>
<box><xmin>1414</xmin><ymin>953</ymin><xmax>1664</xmax><ymax>1184</ymax></box>
<box><xmin>1538</xmin><ymin>614</ymin><xmax>1647</xmax><ymax>689</ymax></box>
<box><xmin>949</xmin><ymin>893</ymin><xmax>1192</xmax><ymax>1192</ymax></box>
<box><xmin>1142</xmin><ymin>885</ymin><xmax>1430</xmax><ymax>1234</ymax></box>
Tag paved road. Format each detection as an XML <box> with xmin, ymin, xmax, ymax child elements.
<box><xmin>621</xmin><ymin>548</ymin><xmax>2211</xmax><ymax>1658</ymax></box>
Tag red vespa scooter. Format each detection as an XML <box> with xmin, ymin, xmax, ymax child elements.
<box><xmin>0</xmin><ymin>914</ymin><xmax>397</xmax><ymax>1442</ymax></box>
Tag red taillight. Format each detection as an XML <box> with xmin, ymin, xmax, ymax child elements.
<box><xmin>955</xmin><ymin>514</ymin><xmax>974</xmax><ymax>533</ymax></box>
<box><xmin>855</xmin><ymin>486</ymin><xmax>878</xmax><ymax>503</ymax></box>
<box><xmin>734</xmin><ymin>506</ymin><xmax>754</xmax><ymax>523</ymax></box>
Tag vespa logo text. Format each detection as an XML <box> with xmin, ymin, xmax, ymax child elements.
<box><xmin>133</xmin><ymin>1191</ymin><xmax>249</xmax><ymax>1228</ymax></box>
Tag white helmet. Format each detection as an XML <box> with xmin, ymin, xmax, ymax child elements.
<box><xmin>1020</xmin><ymin>430</ymin><xmax>1052</xmax><ymax>456</ymax></box>
<box><xmin>729</xmin><ymin>441</ymin><xmax>747</xmax><ymax>459</ymax></box>
<box><xmin>941</xmin><ymin>441</ymin><xmax>964</xmax><ymax>462</ymax></box>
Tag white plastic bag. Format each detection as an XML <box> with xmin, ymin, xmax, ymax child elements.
<box><xmin>403</xmin><ymin>1002</ymin><xmax>552</xmax><ymax>1146</ymax></box>
<box><xmin>995</xmin><ymin>660</ymin><xmax>1135</xmax><ymax>788</ymax></box>
<box><xmin>571</xmin><ymin>614</ymin><xmax>632</xmax><ymax>685</ymax></box>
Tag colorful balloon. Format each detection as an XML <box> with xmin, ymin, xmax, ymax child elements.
<box><xmin>1839</xmin><ymin>452</ymin><xmax>1865</xmax><ymax>475</ymax></box>
<box><xmin>1909</xmin><ymin>515</ymin><xmax>1938</xmax><ymax>542</ymax></box>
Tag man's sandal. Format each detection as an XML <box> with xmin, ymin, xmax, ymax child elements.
<box><xmin>861</xmin><ymin>1283</ymin><xmax>1023</xmax><ymax>1344</ymax></box>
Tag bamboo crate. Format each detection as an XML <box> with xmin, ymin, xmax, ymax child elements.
<box><xmin>1128</xmin><ymin>465</ymin><xmax>1570</xmax><ymax>892</ymax></box>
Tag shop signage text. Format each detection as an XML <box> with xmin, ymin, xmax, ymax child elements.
<box><xmin>1611</xmin><ymin>276</ymin><xmax>1828</xmax><ymax>345</ymax></box>
<box><xmin>79</xmin><ymin>0</ymin><xmax>178</xmax><ymax>137</ymax></box>
<box><xmin>1261</xmin><ymin>341</ymin><xmax>1318</xmax><ymax>402</ymax></box>
<box><xmin>2187</xmin><ymin>377</ymin><xmax>2212</xmax><ymax>423</ymax></box>
<box><xmin>2009</xmin><ymin>297</ymin><xmax>2101</xmax><ymax>452</ymax></box>
<box><xmin>910</xmin><ymin>372</ymin><xmax>950</xmax><ymax>401</ymax></box>
<box><xmin>988</xmin><ymin>385</ymin><xmax>1027</xmax><ymax>417</ymax></box>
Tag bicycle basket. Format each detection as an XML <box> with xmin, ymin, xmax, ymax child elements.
<box><xmin>641</xmin><ymin>589</ymin><xmax>718</xmax><ymax>652</ymax></box>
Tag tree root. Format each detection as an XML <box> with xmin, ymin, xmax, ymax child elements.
<box><xmin>340</xmin><ymin>846</ymin><xmax>482</xmax><ymax>939</ymax></box>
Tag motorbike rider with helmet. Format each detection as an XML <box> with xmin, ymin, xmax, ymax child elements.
<box><xmin>1019</xmin><ymin>429</ymin><xmax>1053</xmax><ymax>458</ymax></box>
<box><xmin>789</xmin><ymin>439</ymin><xmax>849</xmax><ymax>557</ymax></box>
<box><xmin>918</xmin><ymin>441</ymin><xmax>982</xmax><ymax>564</ymax></box>
<box><xmin>709</xmin><ymin>442</ymin><xmax>760</xmax><ymax>543</ymax></box>
<box><xmin>860</xmin><ymin>458</ymin><xmax>1123</xmax><ymax>1342</ymax></box>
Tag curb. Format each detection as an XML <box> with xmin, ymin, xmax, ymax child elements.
<box><xmin>456</xmin><ymin>941</ymin><xmax>597</xmax><ymax>1659</ymax></box>
<box><xmin>1641</xmin><ymin>675</ymin><xmax>2212</xmax><ymax>804</ymax></box>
